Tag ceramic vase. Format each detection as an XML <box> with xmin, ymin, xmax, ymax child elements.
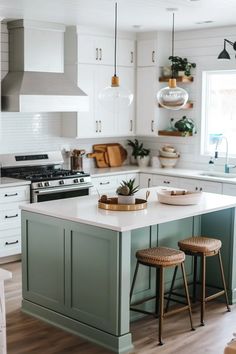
<box><xmin>137</xmin><ymin>155</ymin><xmax>150</xmax><ymax>168</ymax></box>
<box><xmin>117</xmin><ymin>195</ymin><xmax>135</xmax><ymax>205</ymax></box>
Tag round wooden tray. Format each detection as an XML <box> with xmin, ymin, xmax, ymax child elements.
<box><xmin>98</xmin><ymin>197</ymin><xmax>147</xmax><ymax>211</ymax></box>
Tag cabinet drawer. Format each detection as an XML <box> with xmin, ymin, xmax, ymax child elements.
<box><xmin>153</xmin><ymin>175</ymin><xmax>180</xmax><ymax>188</ymax></box>
<box><xmin>0</xmin><ymin>204</ymin><xmax>23</xmax><ymax>230</ymax></box>
<box><xmin>91</xmin><ymin>176</ymin><xmax>117</xmax><ymax>192</ymax></box>
<box><xmin>0</xmin><ymin>185</ymin><xmax>30</xmax><ymax>204</ymax></box>
<box><xmin>0</xmin><ymin>234</ymin><xmax>21</xmax><ymax>257</ymax></box>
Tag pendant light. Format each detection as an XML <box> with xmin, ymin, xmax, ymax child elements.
<box><xmin>157</xmin><ymin>13</ymin><xmax>188</xmax><ymax>110</ymax></box>
<box><xmin>98</xmin><ymin>2</ymin><xmax>133</xmax><ymax>110</ymax></box>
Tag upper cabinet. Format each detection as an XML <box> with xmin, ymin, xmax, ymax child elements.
<box><xmin>61</xmin><ymin>27</ymin><xmax>135</xmax><ymax>139</ymax></box>
<box><xmin>137</xmin><ymin>39</ymin><xmax>157</xmax><ymax>67</ymax></box>
<box><xmin>77</xmin><ymin>35</ymin><xmax>114</xmax><ymax>65</ymax></box>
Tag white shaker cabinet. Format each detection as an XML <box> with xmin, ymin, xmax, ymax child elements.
<box><xmin>117</xmin><ymin>39</ymin><xmax>135</xmax><ymax>67</ymax></box>
<box><xmin>222</xmin><ymin>183</ymin><xmax>236</xmax><ymax>196</ymax></box>
<box><xmin>136</xmin><ymin>67</ymin><xmax>159</xmax><ymax>136</ymax></box>
<box><xmin>140</xmin><ymin>173</ymin><xmax>180</xmax><ymax>188</ymax></box>
<box><xmin>178</xmin><ymin>178</ymin><xmax>222</xmax><ymax>194</ymax></box>
<box><xmin>137</xmin><ymin>39</ymin><xmax>157</xmax><ymax>67</ymax></box>
<box><xmin>0</xmin><ymin>268</ymin><xmax>12</xmax><ymax>354</ymax></box>
<box><xmin>77</xmin><ymin>35</ymin><xmax>114</xmax><ymax>65</ymax></box>
<box><xmin>62</xmin><ymin>27</ymin><xmax>135</xmax><ymax>138</ymax></box>
<box><xmin>91</xmin><ymin>173</ymin><xmax>139</xmax><ymax>196</ymax></box>
<box><xmin>0</xmin><ymin>184</ymin><xmax>30</xmax><ymax>258</ymax></box>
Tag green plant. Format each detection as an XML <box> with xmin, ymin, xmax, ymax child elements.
<box><xmin>127</xmin><ymin>139</ymin><xmax>150</xmax><ymax>159</ymax></box>
<box><xmin>116</xmin><ymin>178</ymin><xmax>139</xmax><ymax>196</ymax></box>
<box><xmin>170</xmin><ymin>116</ymin><xmax>196</xmax><ymax>136</ymax></box>
<box><xmin>169</xmin><ymin>56</ymin><xmax>196</xmax><ymax>77</ymax></box>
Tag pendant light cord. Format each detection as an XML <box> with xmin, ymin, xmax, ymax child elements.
<box><xmin>114</xmin><ymin>2</ymin><xmax>117</xmax><ymax>77</ymax></box>
<box><xmin>171</xmin><ymin>12</ymin><xmax>175</xmax><ymax>79</ymax></box>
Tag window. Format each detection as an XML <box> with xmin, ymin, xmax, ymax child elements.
<box><xmin>202</xmin><ymin>70</ymin><xmax>236</xmax><ymax>157</ymax></box>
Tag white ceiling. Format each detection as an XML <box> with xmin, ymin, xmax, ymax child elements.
<box><xmin>0</xmin><ymin>0</ymin><xmax>236</xmax><ymax>32</ymax></box>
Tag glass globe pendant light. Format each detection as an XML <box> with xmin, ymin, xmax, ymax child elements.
<box><xmin>157</xmin><ymin>13</ymin><xmax>188</xmax><ymax>110</ymax></box>
<box><xmin>98</xmin><ymin>2</ymin><xmax>133</xmax><ymax>110</ymax></box>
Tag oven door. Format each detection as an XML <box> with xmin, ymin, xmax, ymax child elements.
<box><xmin>31</xmin><ymin>185</ymin><xmax>92</xmax><ymax>203</ymax></box>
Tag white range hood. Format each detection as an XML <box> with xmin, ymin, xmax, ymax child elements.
<box><xmin>1</xmin><ymin>19</ymin><xmax>88</xmax><ymax>112</ymax></box>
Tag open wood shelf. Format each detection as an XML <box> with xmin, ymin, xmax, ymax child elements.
<box><xmin>159</xmin><ymin>76</ymin><xmax>194</xmax><ymax>83</ymax></box>
<box><xmin>158</xmin><ymin>102</ymin><xmax>194</xmax><ymax>109</ymax></box>
<box><xmin>158</xmin><ymin>130</ymin><xmax>193</xmax><ymax>137</ymax></box>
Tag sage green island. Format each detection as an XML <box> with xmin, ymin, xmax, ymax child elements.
<box><xmin>21</xmin><ymin>187</ymin><xmax>236</xmax><ymax>353</ymax></box>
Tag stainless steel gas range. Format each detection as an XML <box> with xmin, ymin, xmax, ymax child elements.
<box><xmin>1</xmin><ymin>151</ymin><xmax>93</xmax><ymax>203</ymax></box>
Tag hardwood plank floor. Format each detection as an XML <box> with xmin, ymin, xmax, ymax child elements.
<box><xmin>1</xmin><ymin>261</ymin><xmax>235</xmax><ymax>354</ymax></box>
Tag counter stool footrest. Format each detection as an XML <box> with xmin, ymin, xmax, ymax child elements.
<box><xmin>205</xmin><ymin>290</ymin><xmax>225</xmax><ymax>302</ymax></box>
<box><xmin>164</xmin><ymin>305</ymin><xmax>190</xmax><ymax>317</ymax></box>
<box><xmin>130</xmin><ymin>307</ymin><xmax>155</xmax><ymax>316</ymax></box>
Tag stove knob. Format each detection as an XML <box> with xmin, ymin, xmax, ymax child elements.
<box><xmin>59</xmin><ymin>180</ymin><xmax>64</xmax><ymax>185</ymax></box>
<box><xmin>38</xmin><ymin>182</ymin><xmax>43</xmax><ymax>188</ymax></box>
<box><xmin>80</xmin><ymin>178</ymin><xmax>85</xmax><ymax>183</ymax></box>
<box><xmin>73</xmin><ymin>179</ymin><xmax>79</xmax><ymax>183</ymax></box>
<box><xmin>44</xmin><ymin>181</ymin><xmax>50</xmax><ymax>187</ymax></box>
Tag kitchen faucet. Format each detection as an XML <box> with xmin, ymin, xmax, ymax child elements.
<box><xmin>214</xmin><ymin>135</ymin><xmax>236</xmax><ymax>173</ymax></box>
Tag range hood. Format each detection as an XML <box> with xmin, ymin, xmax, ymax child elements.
<box><xmin>1</xmin><ymin>20</ymin><xmax>88</xmax><ymax>112</ymax></box>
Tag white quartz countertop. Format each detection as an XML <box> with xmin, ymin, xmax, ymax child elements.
<box><xmin>20</xmin><ymin>187</ymin><xmax>236</xmax><ymax>232</ymax></box>
<box><xmin>90</xmin><ymin>166</ymin><xmax>236</xmax><ymax>184</ymax></box>
<box><xmin>0</xmin><ymin>177</ymin><xmax>31</xmax><ymax>188</ymax></box>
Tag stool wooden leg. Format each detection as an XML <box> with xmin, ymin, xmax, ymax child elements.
<box><xmin>130</xmin><ymin>261</ymin><xmax>139</xmax><ymax>302</ymax></box>
<box><xmin>158</xmin><ymin>267</ymin><xmax>164</xmax><ymax>346</ymax></box>
<box><xmin>193</xmin><ymin>255</ymin><xmax>198</xmax><ymax>303</ymax></box>
<box><xmin>218</xmin><ymin>251</ymin><xmax>231</xmax><ymax>312</ymax></box>
<box><xmin>165</xmin><ymin>265</ymin><xmax>178</xmax><ymax>313</ymax></box>
<box><xmin>201</xmin><ymin>254</ymin><xmax>206</xmax><ymax>326</ymax></box>
<box><xmin>181</xmin><ymin>262</ymin><xmax>195</xmax><ymax>331</ymax></box>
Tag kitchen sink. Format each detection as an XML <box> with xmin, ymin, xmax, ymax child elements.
<box><xmin>200</xmin><ymin>171</ymin><xmax>236</xmax><ymax>178</ymax></box>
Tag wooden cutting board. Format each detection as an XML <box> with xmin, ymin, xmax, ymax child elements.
<box><xmin>107</xmin><ymin>144</ymin><xmax>127</xmax><ymax>167</ymax></box>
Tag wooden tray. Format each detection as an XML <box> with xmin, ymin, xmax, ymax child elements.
<box><xmin>98</xmin><ymin>197</ymin><xmax>147</xmax><ymax>211</ymax></box>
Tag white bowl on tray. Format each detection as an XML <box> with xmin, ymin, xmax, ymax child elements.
<box><xmin>157</xmin><ymin>189</ymin><xmax>202</xmax><ymax>205</ymax></box>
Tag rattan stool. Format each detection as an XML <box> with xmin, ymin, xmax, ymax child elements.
<box><xmin>177</xmin><ymin>236</ymin><xmax>230</xmax><ymax>326</ymax></box>
<box><xmin>130</xmin><ymin>246</ymin><xmax>194</xmax><ymax>345</ymax></box>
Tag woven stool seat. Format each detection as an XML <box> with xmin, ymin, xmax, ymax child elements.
<box><xmin>178</xmin><ymin>236</ymin><xmax>222</xmax><ymax>255</ymax></box>
<box><xmin>136</xmin><ymin>246</ymin><xmax>185</xmax><ymax>267</ymax></box>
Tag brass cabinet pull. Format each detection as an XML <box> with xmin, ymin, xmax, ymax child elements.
<box><xmin>99</xmin><ymin>48</ymin><xmax>102</xmax><ymax>61</ymax></box>
<box><xmin>152</xmin><ymin>50</ymin><xmax>155</xmax><ymax>63</ymax></box>
<box><xmin>96</xmin><ymin>48</ymin><xmax>99</xmax><ymax>60</ymax></box>
<box><xmin>151</xmin><ymin>120</ymin><xmax>154</xmax><ymax>132</ymax></box>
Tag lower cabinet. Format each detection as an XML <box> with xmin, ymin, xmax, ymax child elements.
<box><xmin>91</xmin><ymin>173</ymin><xmax>139</xmax><ymax>196</ymax></box>
<box><xmin>178</xmin><ymin>178</ymin><xmax>222</xmax><ymax>194</ymax></box>
<box><xmin>222</xmin><ymin>183</ymin><xmax>236</xmax><ymax>196</ymax></box>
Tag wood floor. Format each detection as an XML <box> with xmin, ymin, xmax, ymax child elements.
<box><xmin>1</xmin><ymin>261</ymin><xmax>235</xmax><ymax>354</ymax></box>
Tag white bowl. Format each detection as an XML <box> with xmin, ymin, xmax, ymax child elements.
<box><xmin>162</xmin><ymin>146</ymin><xmax>176</xmax><ymax>153</ymax></box>
<box><xmin>157</xmin><ymin>189</ymin><xmax>202</xmax><ymax>205</ymax></box>
<box><xmin>159</xmin><ymin>149</ymin><xmax>179</xmax><ymax>158</ymax></box>
<box><xmin>158</xmin><ymin>156</ymin><xmax>179</xmax><ymax>168</ymax></box>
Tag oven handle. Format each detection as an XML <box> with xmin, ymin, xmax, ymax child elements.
<box><xmin>33</xmin><ymin>184</ymin><xmax>93</xmax><ymax>195</ymax></box>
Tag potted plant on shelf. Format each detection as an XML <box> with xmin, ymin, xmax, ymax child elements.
<box><xmin>127</xmin><ymin>139</ymin><xmax>150</xmax><ymax>166</ymax></box>
<box><xmin>116</xmin><ymin>178</ymin><xmax>139</xmax><ymax>205</ymax></box>
<box><xmin>169</xmin><ymin>56</ymin><xmax>196</xmax><ymax>77</ymax></box>
<box><xmin>172</xmin><ymin>116</ymin><xmax>196</xmax><ymax>136</ymax></box>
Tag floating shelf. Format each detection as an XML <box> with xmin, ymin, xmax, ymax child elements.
<box><xmin>158</xmin><ymin>102</ymin><xmax>194</xmax><ymax>109</ymax></box>
<box><xmin>159</xmin><ymin>76</ymin><xmax>194</xmax><ymax>83</ymax></box>
<box><xmin>158</xmin><ymin>130</ymin><xmax>193</xmax><ymax>137</ymax></box>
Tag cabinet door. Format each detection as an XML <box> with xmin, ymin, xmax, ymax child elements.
<box><xmin>117</xmin><ymin>39</ymin><xmax>135</xmax><ymax>67</ymax></box>
<box><xmin>222</xmin><ymin>183</ymin><xmax>236</xmax><ymax>196</ymax></box>
<box><xmin>77</xmin><ymin>35</ymin><xmax>113</xmax><ymax>65</ymax></box>
<box><xmin>137</xmin><ymin>39</ymin><xmax>157</xmax><ymax>67</ymax></box>
<box><xmin>178</xmin><ymin>178</ymin><xmax>222</xmax><ymax>193</ymax></box>
<box><xmin>115</xmin><ymin>66</ymin><xmax>135</xmax><ymax>136</ymax></box>
<box><xmin>139</xmin><ymin>173</ymin><xmax>154</xmax><ymax>188</ymax></box>
<box><xmin>153</xmin><ymin>175</ymin><xmax>180</xmax><ymax>188</ymax></box>
<box><xmin>136</xmin><ymin>67</ymin><xmax>158</xmax><ymax>136</ymax></box>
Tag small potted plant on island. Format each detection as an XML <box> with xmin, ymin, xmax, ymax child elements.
<box><xmin>127</xmin><ymin>139</ymin><xmax>150</xmax><ymax>167</ymax></box>
<box><xmin>116</xmin><ymin>178</ymin><xmax>139</xmax><ymax>205</ymax></box>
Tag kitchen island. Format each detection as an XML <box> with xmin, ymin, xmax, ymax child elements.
<box><xmin>21</xmin><ymin>188</ymin><xmax>236</xmax><ymax>353</ymax></box>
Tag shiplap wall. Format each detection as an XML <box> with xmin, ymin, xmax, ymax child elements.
<box><xmin>1</xmin><ymin>21</ymin><xmax>236</xmax><ymax>171</ymax></box>
<box><xmin>141</xmin><ymin>25</ymin><xmax>236</xmax><ymax>170</ymax></box>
